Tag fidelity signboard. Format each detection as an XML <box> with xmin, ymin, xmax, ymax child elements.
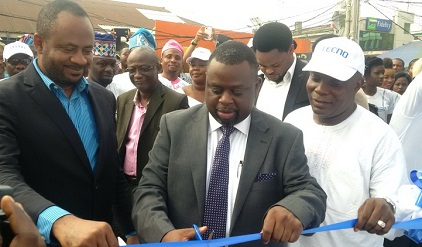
<box><xmin>366</xmin><ymin>18</ymin><xmax>393</xmax><ymax>32</ymax></box>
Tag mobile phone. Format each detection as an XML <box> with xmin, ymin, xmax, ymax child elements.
<box><xmin>204</xmin><ymin>26</ymin><xmax>213</xmax><ymax>40</ymax></box>
<box><xmin>113</xmin><ymin>28</ymin><xmax>129</xmax><ymax>37</ymax></box>
<box><xmin>0</xmin><ymin>185</ymin><xmax>14</xmax><ymax>247</ymax></box>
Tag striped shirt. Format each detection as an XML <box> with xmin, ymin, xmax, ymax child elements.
<box><xmin>32</xmin><ymin>59</ymin><xmax>99</xmax><ymax>243</ymax></box>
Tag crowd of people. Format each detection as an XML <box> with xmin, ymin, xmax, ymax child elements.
<box><xmin>0</xmin><ymin>0</ymin><xmax>420</xmax><ymax>247</ymax></box>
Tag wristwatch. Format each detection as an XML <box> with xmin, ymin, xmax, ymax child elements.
<box><xmin>191</xmin><ymin>40</ymin><xmax>198</xmax><ymax>46</ymax></box>
<box><xmin>384</xmin><ymin>197</ymin><xmax>396</xmax><ymax>213</ymax></box>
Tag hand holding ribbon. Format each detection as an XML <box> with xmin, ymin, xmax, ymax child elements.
<box><xmin>123</xmin><ymin>217</ymin><xmax>422</xmax><ymax>247</ymax></box>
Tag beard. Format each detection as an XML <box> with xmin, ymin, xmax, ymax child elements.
<box><xmin>41</xmin><ymin>54</ymin><xmax>86</xmax><ymax>86</ymax></box>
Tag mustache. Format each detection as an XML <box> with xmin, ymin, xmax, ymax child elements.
<box><xmin>66</xmin><ymin>65</ymin><xmax>85</xmax><ymax>70</ymax></box>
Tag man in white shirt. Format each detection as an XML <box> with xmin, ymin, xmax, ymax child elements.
<box><xmin>159</xmin><ymin>39</ymin><xmax>190</xmax><ymax>91</ymax></box>
<box><xmin>390</xmin><ymin>73</ymin><xmax>422</xmax><ymax>174</ymax></box>
<box><xmin>285</xmin><ymin>37</ymin><xmax>408</xmax><ymax>247</ymax></box>
<box><xmin>253</xmin><ymin>22</ymin><xmax>309</xmax><ymax>121</ymax></box>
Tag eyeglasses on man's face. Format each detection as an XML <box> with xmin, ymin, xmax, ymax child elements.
<box><xmin>7</xmin><ymin>58</ymin><xmax>32</xmax><ymax>66</ymax></box>
<box><xmin>126</xmin><ymin>64</ymin><xmax>158</xmax><ymax>75</ymax></box>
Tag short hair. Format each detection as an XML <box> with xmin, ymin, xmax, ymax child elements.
<box><xmin>383</xmin><ymin>57</ymin><xmax>393</xmax><ymax>69</ymax></box>
<box><xmin>209</xmin><ymin>40</ymin><xmax>258</xmax><ymax>75</ymax></box>
<box><xmin>364</xmin><ymin>56</ymin><xmax>384</xmax><ymax>77</ymax></box>
<box><xmin>292</xmin><ymin>40</ymin><xmax>297</xmax><ymax>50</ymax></box>
<box><xmin>408</xmin><ymin>58</ymin><xmax>419</xmax><ymax>69</ymax></box>
<box><xmin>120</xmin><ymin>47</ymin><xmax>130</xmax><ymax>54</ymax></box>
<box><xmin>128</xmin><ymin>46</ymin><xmax>159</xmax><ymax>64</ymax></box>
<box><xmin>37</xmin><ymin>0</ymin><xmax>89</xmax><ymax>39</ymax></box>
<box><xmin>393</xmin><ymin>58</ymin><xmax>405</xmax><ymax>68</ymax></box>
<box><xmin>215</xmin><ymin>34</ymin><xmax>233</xmax><ymax>47</ymax></box>
<box><xmin>253</xmin><ymin>22</ymin><xmax>292</xmax><ymax>53</ymax></box>
<box><xmin>394</xmin><ymin>71</ymin><xmax>412</xmax><ymax>83</ymax></box>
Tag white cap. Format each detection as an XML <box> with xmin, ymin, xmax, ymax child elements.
<box><xmin>186</xmin><ymin>47</ymin><xmax>211</xmax><ymax>63</ymax></box>
<box><xmin>3</xmin><ymin>41</ymin><xmax>34</xmax><ymax>61</ymax></box>
<box><xmin>303</xmin><ymin>37</ymin><xmax>364</xmax><ymax>81</ymax></box>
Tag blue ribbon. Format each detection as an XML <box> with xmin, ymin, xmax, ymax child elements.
<box><xmin>126</xmin><ymin>233</ymin><xmax>261</xmax><ymax>247</ymax></box>
<box><xmin>410</xmin><ymin>170</ymin><xmax>422</xmax><ymax>207</ymax></box>
<box><xmin>301</xmin><ymin>219</ymin><xmax>357</xmax><ymax>234</ymax></box>
<box><xmin>124</xmin><ymin>218</ymin><xmax>422</xmax><ymax>246</ymax></box>
<box><xmin>405</xmin><ymin>170</ymin><xmax>422</xmax><ymax>243</ymax></box>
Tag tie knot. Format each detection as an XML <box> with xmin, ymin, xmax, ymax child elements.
<box><xmin>220</xmin><ymin>126</ymin><xmax>235</xmax><ymax>137</ymax></box>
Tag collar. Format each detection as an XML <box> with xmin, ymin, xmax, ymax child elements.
<box><xmin>285</xmin><ymin>53</ymin><xmax>297</xmax><ymax>81</ymax></box>
<box><xmin>208</xmin><ymin>113</ymin><xmax>251</xmax><ymax>136</ymax></box>
<box><xmin>33</xmin><ymin>58</ymin><xmax>89</xmax><ymax>93</ymax></box>
<box><xmin>133</xmin><ymin>89</ymin><xmax>142</xmax><ymax>105</ymax></box>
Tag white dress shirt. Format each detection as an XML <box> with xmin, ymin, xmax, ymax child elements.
<box><xmin>207</xmin><ymin>114</ymin><xmax>250</xmax><ymax>237</ymax></box>
<box><xmin>256</xmin><ymin>55</ymin><xmax>297</xmax><ymax>121</ymax></box>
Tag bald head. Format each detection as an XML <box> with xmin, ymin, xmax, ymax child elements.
<box><xmin>127</xmin><ymin>46</ymin><xmax>159</xmax><ymax>64</ymax></box>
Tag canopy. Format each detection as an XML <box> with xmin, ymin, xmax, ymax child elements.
<box><xmin>377</xmin><ymin>41</ymin><xmax>422</xmax><ymax>68</ymax></box>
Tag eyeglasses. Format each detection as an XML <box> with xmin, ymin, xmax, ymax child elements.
<box><xmin>126</xmin><ymin>64</ymin><xmax>158</xmax><ymax>75</ymax></box>
<box><xmin>7</xmin><ymin>58</ymin><xmax>32</xmax><ymax>66</ymax></box>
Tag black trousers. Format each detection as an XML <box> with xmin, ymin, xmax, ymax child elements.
<box><xmin>384</xmin><ymin>236</ymin><xmax>422</xmax><ymax>247</ymax></box>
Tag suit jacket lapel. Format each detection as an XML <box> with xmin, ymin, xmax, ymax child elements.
<box><xmin>284</xmin><ymin>63</ymin><xmax>304</xmax><ymax>119</ymax></box>
<box><xmin>186</xmin><ymin>105</ymin><xmax>209</xmax><ymax>218</ymax></box>
<box><xmin>230</xmin><ymin>108</ymin><xmax>272</xmax><ymax>232</ymax></box>
<box><xmin>87</xmin><ymin>84</ymin><xmax>110</xmax><ymax>177</ymax></box>
<box><xmin>141</xmin><ymin>83</ymin><xmax>164</xmax><ymax>135</ymax></box>
<box><xmin>23</xmin><ymin>64</ymin><xmax>93</xmax><ymax>175</ymax></box>
<box><xmin>120</xmin><ymin>90</ymin><xmax>136</xmax><ymax>149</ymax></box>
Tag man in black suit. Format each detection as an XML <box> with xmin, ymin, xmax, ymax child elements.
<box><xmin>253</xmin><ymin>22</ymin><xmax>310</xmax><ymax>121</ymax></box>
<box><xmin>0</xmin><ymin>0</ymin><xmax>137</xmax><ymax>246</ymax></box>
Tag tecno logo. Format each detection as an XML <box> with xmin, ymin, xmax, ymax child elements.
<box><xmin>321</xmin><ymin>46</ymin><xmax>349</xmax><ymax>58</ymax></box>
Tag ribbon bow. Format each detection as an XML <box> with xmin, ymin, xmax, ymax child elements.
<box><xmin>410</xmin><ymin>170</ymin><xmax>422</xmax><ymax>207</ymax></box>
<box><xmin>405</xmin><ymin>170</ymin><xmax>422</xmax><ymax>243</ymax></box>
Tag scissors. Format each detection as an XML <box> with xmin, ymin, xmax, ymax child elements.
<box><xmin>192</xmin><ymin>224</ymin><xmax>214</xmax><ymax>240</ymax></box>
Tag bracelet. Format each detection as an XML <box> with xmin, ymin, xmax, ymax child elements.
<box><xmin>191</xmin><ymin>40</ymin><xmax>198</xmax><ymax>46</ymax></box>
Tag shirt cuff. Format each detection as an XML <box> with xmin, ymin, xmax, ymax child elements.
<box><xmin>36</xmin><ymin>206</ymin><xmax>71</xmax><ymax>244</ymax></box>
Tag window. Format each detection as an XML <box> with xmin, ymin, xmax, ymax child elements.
<box><xmin>359</xmin><ymin>31</ymin><xmax>394</xmax><ymax>51</ymax></box>
<box><xmin>404</xmin><ymin>23</ymin><xmax>411</xmax><ymax>34</ymax></box>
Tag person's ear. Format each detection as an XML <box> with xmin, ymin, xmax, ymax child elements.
<box><xmin>33</xmin><ymin>33</ymin><xmax>44</xmax><ymax>55</ymax></box>
<box><xmin>354</xmin><ymin>76</ymin><xmax>364</xmax><ymax>93</ymax></box>
<box><xmin>288</xmin><ymin>44</ymin><xmax>294</xmax><ymax>55</ymax></box>
<box><xmin>156</xmin><ymin>63</ymin><xmax>163</xmax><ymax>73</ymax></box>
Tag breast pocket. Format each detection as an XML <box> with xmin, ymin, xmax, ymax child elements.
<box><xmin>250</xmin><ymin>179</ymin><xmax>278</xmax><ymax>192</ymax></box>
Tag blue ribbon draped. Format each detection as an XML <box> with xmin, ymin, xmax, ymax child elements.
<box><xmin>125</xmin><ymin>217</ymin><xmax>422</xmax><ymax>247</ymax></box>
<box><xmin>405</xmin><ymin>170</ymin><xmax>422</xmax><ymax>243</ymax></box>
<box><xmin>410</xmin><ymin>170</ymin><xmax>422</xmax><ymax>207</ymax></box>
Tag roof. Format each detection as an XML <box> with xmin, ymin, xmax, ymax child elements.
<box><xmin>0</xmin><ymin>0</ymin><xmax>202</xmax><ymax>37</ymax></box>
